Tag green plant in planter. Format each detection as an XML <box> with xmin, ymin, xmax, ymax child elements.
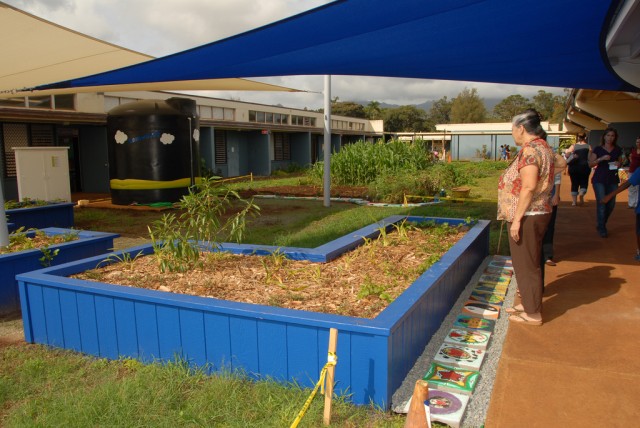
<box><xmin>99</xmin><ymin>250</ymin><xmax>145</xmax><ymax>271</ymax></box>
<box><xmin>6</xmin><ymin>227</ymin><xmax>34</xmax><ymax>249</ymax></box>
<box><xmin>357</xmin><ymin>276</ymin><xmax>392</xmax><ymax>302</ymax></box>
<box><xmin>148</xmin><ymin>177</ymin><xmax>260</xmax><ymax>273</ymax></box>
<box><xmin>0</xmin><ymin>227</ymin><xmax>78</xmax><ymax>255</ymax></box>
<box><xmin>38</xmin><ymin>246</ymin><xmax>60</xmax><ymax>267</ymax></box>
<box><xmin>4</xmin><ymin>198</ymin><xmax>67</xmax><ymax>210</ymax></box>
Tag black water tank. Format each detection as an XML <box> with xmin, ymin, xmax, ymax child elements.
<box><xmin>107</xmin><ymin>98</ymin><xmax>200</xmax><ymax>205</ymax></box>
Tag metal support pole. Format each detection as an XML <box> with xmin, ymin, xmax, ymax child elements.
<box><xmin>323</xmin><ymin>75</ymin><xmax>331</xmax><ymax>207</ymax></box>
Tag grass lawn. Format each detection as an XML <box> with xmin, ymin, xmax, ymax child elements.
<box><xmin>3</xmin><ymin>165</ymin><xmax>505</xmax><ymax>425</ymax></box>
<box><xmin>0</xmin><ymin>344</ymin><xmax>406</xmax><ymax>427</ymax></box>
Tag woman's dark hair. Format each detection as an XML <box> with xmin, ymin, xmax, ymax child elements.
<box><xmin>600</xmin><ymin>127</ymin><xmax>618</xmax><ymax>146</ymax></box>
<box><xmin>512</xmin><ymin>109</ymin><xmax>547</xmax><ymax>140</ymax></box>
<box><xmin>577</xmin><ymin>132</ymin><xmax>587</xmax><ymax>142</ymax></box>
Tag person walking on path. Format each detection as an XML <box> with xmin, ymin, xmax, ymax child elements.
<box><xmin>602</xmin><ymin>167</ymin><xmax>640</xmax><ymax>261</ymax></box>
<box><xmin>497</xmin><ymin>109</ymin><xmax>554</xmax><ymax>326</ymax></box>
<box><xmin>565</xmin><ymin>132</ymin><xmax>591</xmax><ymax>206</ymax></box>
<box><xmin>627</xmin><ymin>136</ymin><xmax>640</xmax><ymax>209</ymax></box>
<box><xmin>542</xmin><ymin>152</ymin><xmax>567</xmax><ymax>267</ymax></box>
<box><xmin>589</xmin><ymin>128</ymin><xmax>623</xmax><ymax>238</ymax></box>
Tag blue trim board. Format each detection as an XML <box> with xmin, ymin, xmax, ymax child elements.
<box><xmin>6</xmin><ymin>202</ymin><xmax>75</xmax><ymax>229</ymax></box>
<box><xmin>17</xmin><ymin>216</ymin><xmax>489</xmax><ymax>407</ymax></box>
<box><xmin>1</xmin><ymin>228</ymin><xmax>118</xmax><ymax>316</ymax></box>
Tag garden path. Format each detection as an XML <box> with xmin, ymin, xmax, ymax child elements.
<box><xmin>485</xmin><ymin>172</ymin><xmax>639</xmax><ymax>427</ymax></box>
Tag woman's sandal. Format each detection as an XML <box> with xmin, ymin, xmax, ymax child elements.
<box><xmin>505</xmin><ymin>307</ymin><xmax>523</xmax><ymax>314</ymax></box>
<box><xmin>508</xmin><ymin>313</ymin><xmax>542</xmax><ymax>326</ymax></box>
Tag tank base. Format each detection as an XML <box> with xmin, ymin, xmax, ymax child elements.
<box><xmin>110</xmin><ymin>188</ymin><xmax>189</xmax><ymax>205</ymax></box>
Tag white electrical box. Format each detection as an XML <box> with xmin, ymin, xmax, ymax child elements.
<box><xmin>13</xmin><ymin>147</ymin><xmax>71</xmax><ymax>202</ymax></box>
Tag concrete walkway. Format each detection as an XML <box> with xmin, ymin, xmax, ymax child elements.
<box><xmin>485</xmin><ymin>172</ymin><xmax>640</xmax><ymax>427</ymax></box>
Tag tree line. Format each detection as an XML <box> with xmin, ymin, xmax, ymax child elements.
<box><xmin>326</xmin><ymin>88</ymin><xmax>569</xmax><ymax>132</ymax></box>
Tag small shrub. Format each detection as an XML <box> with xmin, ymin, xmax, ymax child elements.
<box><xmin>148</xmin><ymin>177</ymin><xmax>260</xmax><ymax>273</ymax></box>
<box><xmin>271</xmin><ymin>163</ymin><xmax>305</xmax><ymax>176</ymax></box>
<box><xmin>367</xmin><ymin>164</ymin><xmax>457</xmax><ymax>203</ymax></box>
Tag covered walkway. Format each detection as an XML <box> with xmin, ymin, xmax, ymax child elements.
<box><xmin>486</xmin><ymin>172</ymin><xmax>640</xmax><ymax>426</ymax></box>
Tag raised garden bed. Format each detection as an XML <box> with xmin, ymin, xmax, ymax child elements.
<box><xmin>6</xmin><ymin>202</ymin><xmax>75</xmax><ymax>229</ymax></box>
<box><xmin>18</xmin><ymin>215</ymin><xmax>489</xmax><ymax>408</ymax></box>
<box><xmin>1</xmin><ymin>228</ymin><xmax>119</xmax><ymax>317</ymax></box>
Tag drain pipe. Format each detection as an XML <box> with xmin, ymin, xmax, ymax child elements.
<box><xmin>0</xmin><ymin>183</ymin><xmax>9</xmax><ymax>247</ymax></box>
<box><xmin>188</xmin><ymin>117</ymin><xmax>195</xmax><ymax>187</ymax></box>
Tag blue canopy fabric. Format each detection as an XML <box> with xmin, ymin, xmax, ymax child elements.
<box><xmin>35</xmin><ymin>0</ymin><xmax>638</xmax><ymax>92</ymax></box>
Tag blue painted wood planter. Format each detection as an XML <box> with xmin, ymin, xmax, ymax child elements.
<box><xmin>6</xmin><ymin>202</ymin><xmax>75</xmax><ymax>229</ymax></box>
<box><xmin>17</xmin><ymin>216</ymin><xmax>489</xmax><ymax>408</ymax></box>
<box><xmin>1</xmin><ymin>228</ymin><xmax>119</xmax><ymax>317</ymax></box>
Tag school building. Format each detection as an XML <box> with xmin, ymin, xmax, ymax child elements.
<box><xmin>0</xmin><ymin>91</ymin><xmax>383</xmax><ymax>200</ymax></box>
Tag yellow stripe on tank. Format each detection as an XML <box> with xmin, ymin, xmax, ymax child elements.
<box><xmin>110</xmin><ymin>177</ymin><xmax>202</xmax><ymax>190</ymax></box>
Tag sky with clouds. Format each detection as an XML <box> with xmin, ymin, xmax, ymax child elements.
<box><xmin>7</xmin><ymin>0</ymin><xmax>566</xmax><ymax>110</ymax></box>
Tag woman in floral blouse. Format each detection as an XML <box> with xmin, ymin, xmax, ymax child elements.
<box><xmin>497</xmin><ymin>109</ymin><xmax>555</xmax><ymax>326</ymax></box>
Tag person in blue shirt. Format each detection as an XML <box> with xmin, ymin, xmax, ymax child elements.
<box><xmin>602</xmin><ymin>168</ymin><xmax>640</xmax><ymax>261</ymax></box>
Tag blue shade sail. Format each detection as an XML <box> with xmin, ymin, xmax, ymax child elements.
<box><xmin>35</xmin><ymin>0</ymin><xmax>638</xmax><ymax>92</ymax></box>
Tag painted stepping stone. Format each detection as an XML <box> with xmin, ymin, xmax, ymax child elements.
<box><xmin>474</xmin><ymin>282</ymin><xmax>508</xmax><ymax>295</ymax></box>
<box><xmin>423</xmin><ymin>362</ymin><xmax>479</xmax><ymax>395</ymax></box>
<box><xmin>453</xmin><ymin>315</ymin><xmax>495</xmax><ymax>331</ymax></box>
<box><xmin>470</xmin><ymin>289</ymin><xmax>505</xmax><ymax>305</ymax></box>
<box><xmin>488</xmin><ymin>259</ymin><xmax>514</xmax><ymax>271</ymax></box>
<box><xmin>478</xmin><ymin>273</ymin><xmax>511</xmax><ymax>285</ymax></box>
<box><xmin>434</xmin><ymin>343</ymin><xmax>486</xmax><ymax>370</ymax></box>
<box><xmin>444</xmin><ymin>328</ymin><xmax>491</xmax><ymax>349</ymax></box>
<box><xmin>397</xmin><ymin>389</ymin><xmax>469</xmax><ymax>428</ymax></box>
<box><xmin>484</xmin><ymin>266</ymin><xmax>513</xmax><ymax>276</ymax></box>
<box><xmin>461</xmin><ymin>300</ymin><xmax>501</xmax><ymax>320</ymax></box>
<box><xmin>428</xmin><ymin>389</ymin><xmax>470</xmax><ymax>428</ymax></box>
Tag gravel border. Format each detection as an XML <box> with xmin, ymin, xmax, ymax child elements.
<box><xmin>391</xmin><ymin>256</ymin><xmax>517</xmax><ymax>427</ymax></box>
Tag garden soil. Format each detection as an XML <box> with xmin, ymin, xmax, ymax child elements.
<box><xmin>239</xmin><ymin>184</ymin><xmax>369</xmax><ymax>199</ymax></box>
<box><xmin>73</xmin><ymin>225</ymin><xmax>465</xmax><ymax>319</ymax></box>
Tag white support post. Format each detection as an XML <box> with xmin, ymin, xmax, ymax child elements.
<box><xmin>323</xmin><ymin>75</ymin><xmax>332</xmax><ymax>207</ymax></box>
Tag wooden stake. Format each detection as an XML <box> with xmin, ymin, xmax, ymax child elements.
<box><xmin>404</xmin><ymin>379</ymin><xmax>430</xmax><ymax>428</ymax></box>
<box><xmin>323</xmin><ymin>328</ymin><xmax>338</xmax><ymax>426</ymax></box>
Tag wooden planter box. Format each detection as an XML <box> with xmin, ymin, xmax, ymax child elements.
<box><xmin>1</xmin><ymin>228</ymin><xmax>119</xmax><ymax>317</ymax></box>
<box><xmin>451</xmin><ymin>186</ymin><xmax>471</xmax><ymax>199</ymax></box>
<box><xmin>17</xmin><ymin>216</ymin><xmax>489</xmax><ymax>408</ymax></box>
<box><xmin>6</xmin><ymin>202</ymin><xmax>75</xmax><ymax>229</ymax></box>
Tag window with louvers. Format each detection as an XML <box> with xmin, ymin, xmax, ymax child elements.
<box><xmin>273</xmin><ymin>133</ymin><xmax>291</xmax><ymax>161</ymax></box>
<box><xmin>2</xmin><ymin>123</ymin><xmax>29</xmax><ymax>177</ymax></box>
<box><xmin>214</xmin><ymin>130</ymin><xmax>227</xmax><ymax>164</ymax></box>
<box><xmin>30</xmin><ymin>124</ymin><xmax>55</xmax><ymax>146</ymax></box>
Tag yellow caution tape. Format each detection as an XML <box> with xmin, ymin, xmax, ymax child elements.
<box><xmin>290</xmin><ymin>352</ymin><xmax>338</xmax><ymax>428</ymax></box>
<box><xmin>214</xmin><ymin>173</ymin><xmax>253</xmax><ymax>183</ymax></box>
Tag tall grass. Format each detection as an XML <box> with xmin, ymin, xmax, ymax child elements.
<box><xmin>308</xmin><ymin>140</ymin><xmax>435</xmax><ymax>186</ymax></box>
<box><xmin>304</xmin><ymin>140</ymin><xmax>508</xmax><ymax>203</ymax></box>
